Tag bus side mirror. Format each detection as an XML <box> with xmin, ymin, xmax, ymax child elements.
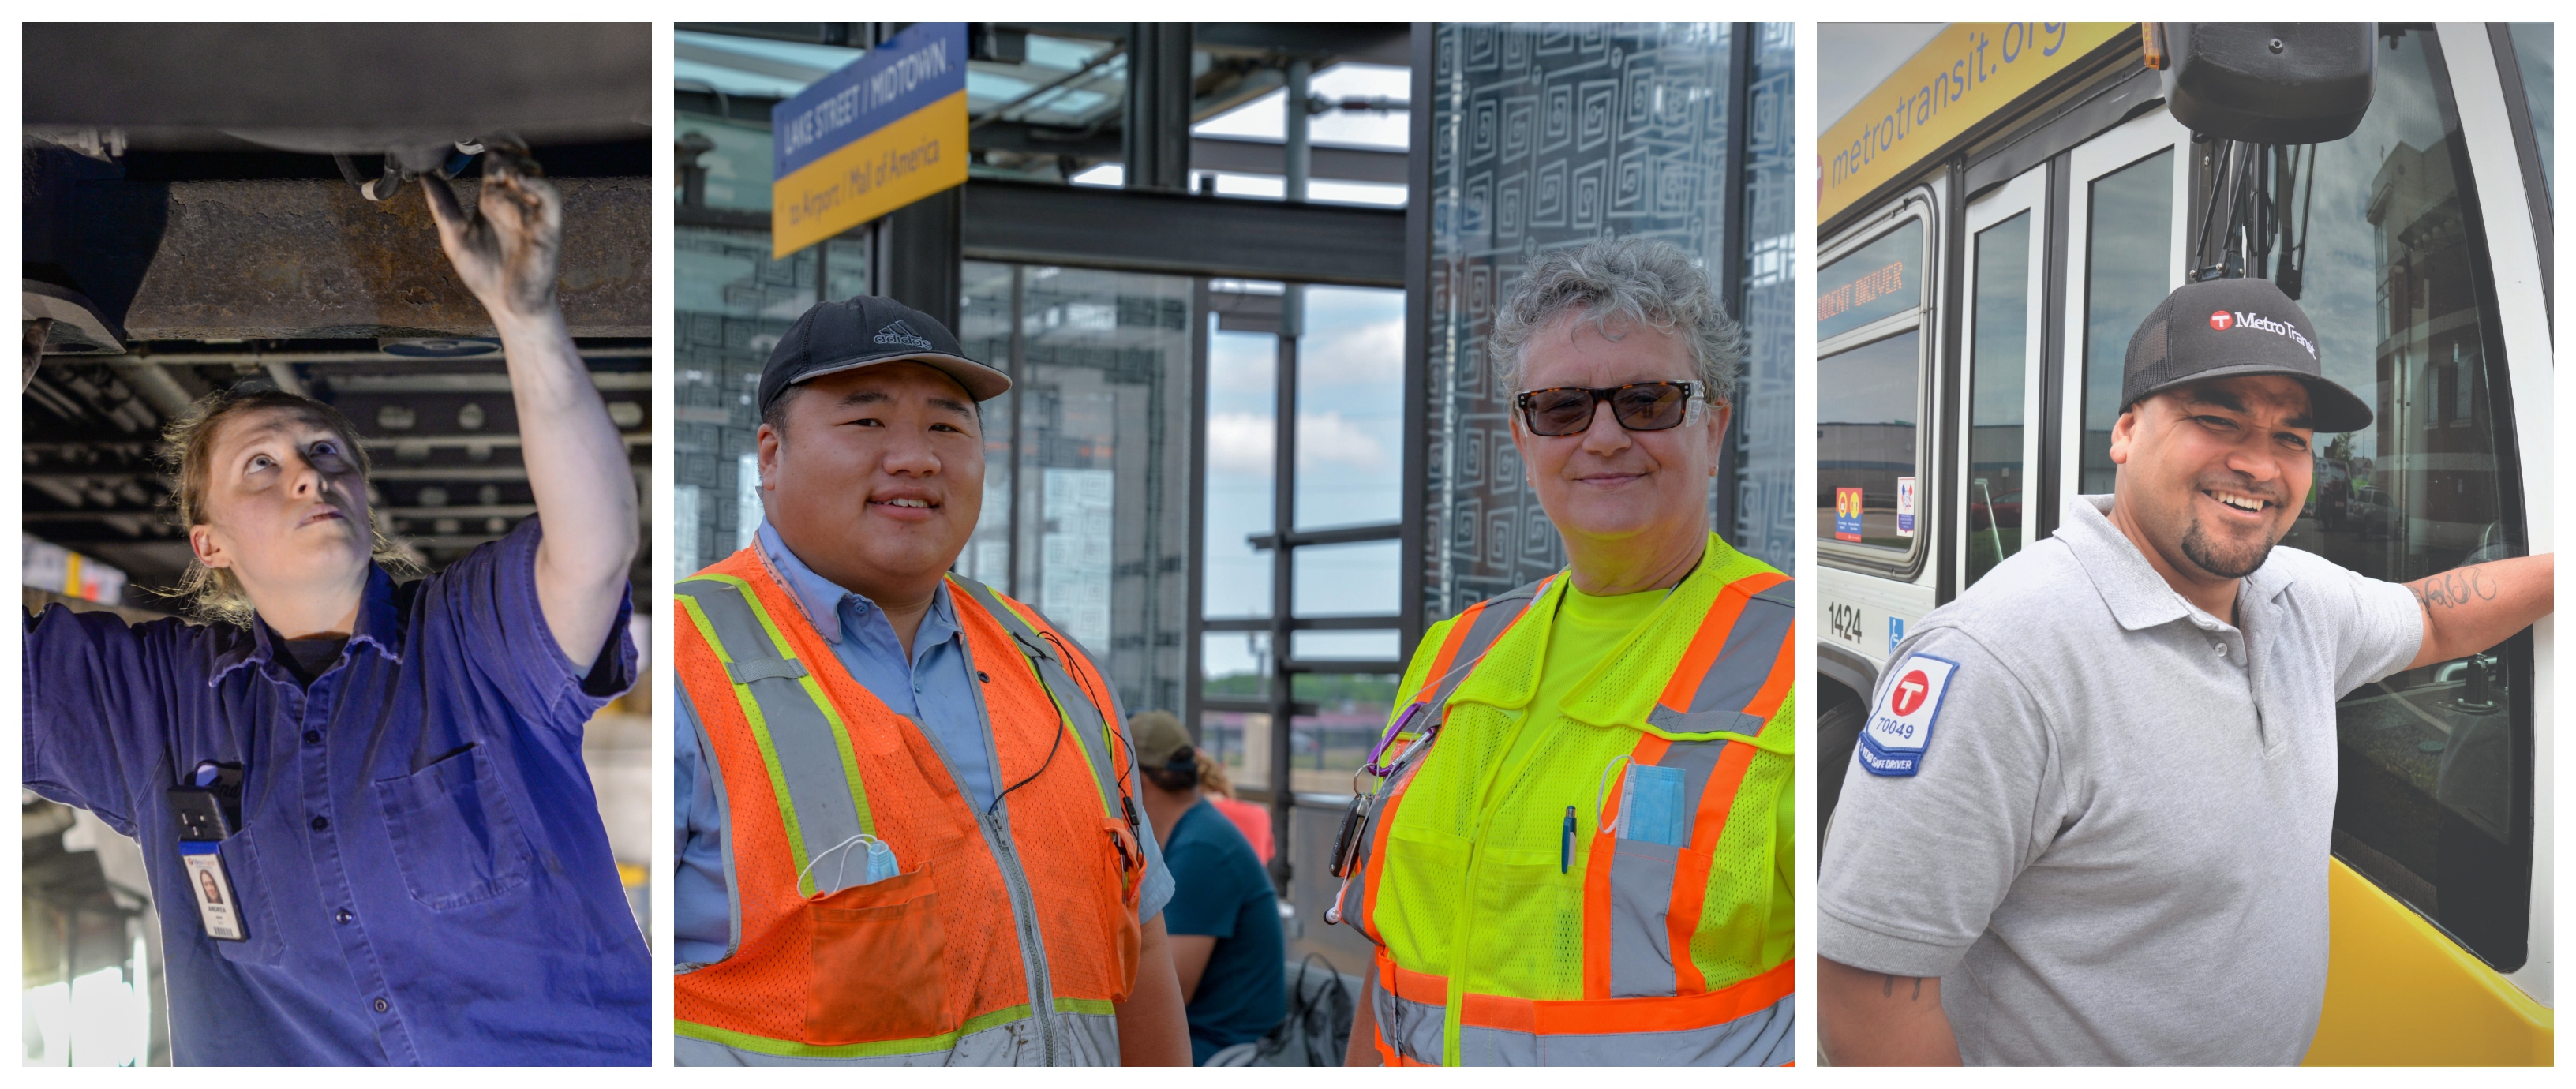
<box><xmin>2159</xmin><ymin>23</ymin><xmax>2377</xmax><ymax>144</ymax></box>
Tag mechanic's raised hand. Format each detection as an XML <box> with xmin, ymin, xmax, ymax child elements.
<box><xmin>424</xmin><ymin>142</ymin><xmax>564</xmax><ymax>322</ymax></box>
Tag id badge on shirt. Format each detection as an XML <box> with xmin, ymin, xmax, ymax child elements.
<box><xmin>179</xmin><ymin>841</ymin><xmax>247</xmax><ymax>941</ymax></box>
<box><xmin>1859</xmin><ymin>653</ymin><xmax>1959</xmax><ymax>777</ymax></box>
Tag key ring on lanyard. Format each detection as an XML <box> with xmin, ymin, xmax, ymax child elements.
<box><xmin>1324</xmin><ymin>578</ymin><xmax>1556</xmax><ymax>924</ymax></box>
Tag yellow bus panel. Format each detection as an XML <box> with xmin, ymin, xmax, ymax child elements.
<box><xmin>2305</xmin><ymin>858</ymin><xmax>2551</xmax><ymax>1065</ymax></box>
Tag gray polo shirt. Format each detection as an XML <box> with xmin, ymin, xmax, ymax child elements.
<box><xmin>1818</xmin><ymin>494</ymin><xmax>2421</xmax><ymax>1065</ymax></box>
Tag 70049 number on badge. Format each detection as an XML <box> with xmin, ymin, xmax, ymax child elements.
<box><xmin>1859</xmin><ymin>653</ymin><xmax>1959</xmax><ymax>777</ymax></box>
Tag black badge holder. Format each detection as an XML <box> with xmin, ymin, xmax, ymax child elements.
<box><xmin>170</xmin><ymin>761</ymin><xmax>249</xmax><ymax>941</ymax></box>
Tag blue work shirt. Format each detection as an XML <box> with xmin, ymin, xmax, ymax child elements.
<box><xmin>674</xmin><ymin>522</ymin><xmax>1170</xmax><ymax>966</ymax></box>
<box><xmin>1162</xmin><ymin>799</ymin><xmax>1286</xmax><ymax>1065</ymax></box>
<box><xmin>23</xmin><ymin>517</ymin><xmax>648</xmax><ymax>1065</ymax></box>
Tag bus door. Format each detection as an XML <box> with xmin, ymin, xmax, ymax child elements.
<box><xmin>2054</xmin><ymin>109</ymin><xmax>2191</xmax><ymax>525</ymax></box>
<box><xmin>1956</xmin><ymin>167</ymin><xmax>2047</xmax><ymax>591</ymax></box>
<box><xmin>2291</xmin><ymin>24</ymin><xmax>2547</xmax><ymax>1065</ymax></box>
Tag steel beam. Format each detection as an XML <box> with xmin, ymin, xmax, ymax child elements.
<box><xmin>87</xmin><ymin>178</ymin><xmax>650</xmax><ymax>339</ymax></box>
<box><xmin>1189</xmin><ymin>137</ymin><xmax>1406</xmax><ymax>185</ymax></box>
<box><xmin>1123</xmin><ymin>23</ymin><xmax>1195</xmax><ymax>192</ymax></box>
<box><xmin>962</xmin><ymin>179</ymin><xmax>1403</xmax><ymax>286</ymax></box>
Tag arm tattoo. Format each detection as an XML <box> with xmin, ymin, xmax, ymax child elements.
<box><xmin>1881</xmin><ymin>974</ymin><xmax>1925</xmax><ymax>1001</ymax></box>
<box><xmin>2413</xmin><ymin>564</ymin><xmax>2495</xmax><ymax>617</ymax></box>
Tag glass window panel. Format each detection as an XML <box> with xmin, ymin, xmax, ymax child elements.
<box><xmin>1014</xmin><ymin>267</ymin><xmax>1195</xmax><ymax>717</ymax></box>
<box><xmin>1292</xmin><ymin>540</ymin><xmax>1399</xmax><ymax>617</ymax></box>
<box><xmin>1290</xmin><ymin>629</ymin><xmax>1401</xmax><ymax>662</ymax></box>
<box><xmin>2078</xmin><ymin>148</ymin><xmax>2174</xmax><ymax>494</ymax></box>
<box><xmin>1202</xmin><ymin>631</ymin><xmax>1270</xmax><ymax>698</ymax></box>
<box><xmin>1288</xmin><ymin>673</ymin><xmax>1402</xmax><ymax>795</ymax></box>
<box><xmin>953</xmin><ymin>261</ymin><xmax>1016</xmax><ymax>592</ymax></box>
<box><xmin>2508</xmin><ymin>24</ymin><xmax>2552</xmax><ymax>198</ymax></box>
<box><xmin>1966</xmin><ymin>212</ymin><xmax>2031</xmax><ymax>586</ymax></box>
<box><xmin>1204</xmin><ymin>319</ymin><xmax>1276</xmax><ymax>621</ymax></box>
<box><xmin>1816</xmin><ymin>330</ymin><xmax>1921</xmax><ymax>551</ymax></box>
<box><xmin>673</xmin><ymin>114</ymin><xmax>777</xmax><ymax>211</ymax></box>
<box><xmin>822</xmin><ymin>234</ymin><xmax>872</xmax><ymax>303</ymax></box>
<box><xmin>1295</xmin><ymin>286</ymin><xmax>1406</xmax><ymax>530</ymax></box>
<box><xmin>1734</xmin><ymin>22</ymin><xmax>1798</xmax><ymax>573</ymax></box>
<box><xmin>673</xmin><ymin>226</ymin><xmax>817</xmax><ymax>577</ymax></box>
<box><xmin>1198</xmin><ymin>709</ymin><xmax>1266</xmax><ymax>798</ymax></box>
<box><xmin>2262</xmin><ymin>28</ymin><xmax>2529</xmax><ymax>968</ymax></box>
<box><xmin>1817</xmin><ymin>219</ymin><xmax>1926</xmax><ymax>341</ymax></box>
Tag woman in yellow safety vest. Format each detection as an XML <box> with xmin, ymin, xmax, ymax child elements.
<box><xmin>1331</xmin><ymin>237</ymin><xmax>1792</xmax><ymax>1066</ymax></box>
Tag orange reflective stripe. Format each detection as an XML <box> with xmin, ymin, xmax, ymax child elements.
<box><xmin>1421</xmin><ymin>598</ymin><xmax>1491</xmax><ymax>692</ymax></box>
<box><xmin>1653</xmin><ymin>571</ymin><xmax>1787</xmax><ymax>715</ymax></box>
<box><xmin>1391</xmin><ymin>958</ymin><xmax>1796</xmax><ymax>1036</ymax></box>
<box><xmin>1668</xmin><ymin>739</ymin><xmax>1761</xmax><ymax>994</ymax></box>
<box><xmin>1582</xmin><ymin>734</ymin><xmax>1669</xmax><ymax>999</ymax></box>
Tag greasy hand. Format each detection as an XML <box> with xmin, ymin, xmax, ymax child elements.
<box><xmin>423</xmin><ymin>144</ymin><xmax>563</xmax><ymax>321</ymax></box>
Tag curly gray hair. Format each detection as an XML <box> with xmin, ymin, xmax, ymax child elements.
<box><xmin>1488</xmin><ymin>235</ymin><xmax>1744</xmax><ymax>403</ymax></box>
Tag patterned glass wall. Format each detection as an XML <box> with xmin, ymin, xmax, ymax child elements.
<box><xmin>1423</xmin><ymin>24</ymin><xmax>1781</xmax><ymax>618</ymax></box>
<box><xmin>1733</xmin><ymin>23</ymin><xmax>1796</xmax><ymax>571</ymax></box>
<box><xmin>671</xmin><ymin>229</ymin><xmax>867</xmax><ymax>579</ymax></box>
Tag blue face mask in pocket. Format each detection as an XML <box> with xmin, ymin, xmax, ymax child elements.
<box><xmin>1618</xmin><ymin>764</ymin><xmax>1691</xmax><ymax>848</ymax></box>
<box><xmin>800</xmin><ymin>833</ymin><xmax>901</xmax><ymax>894</ymax></box>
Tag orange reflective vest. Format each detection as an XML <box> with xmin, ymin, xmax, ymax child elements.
<box><xmin>672</xmin><ymin>546</ymin><xmax>1144</xmax><ymax>1065</ymax></box>
<box><xmin>1334</xmin><ymin>540</ymin><xmax>1795</xmax><ymax>1065</ymax></box>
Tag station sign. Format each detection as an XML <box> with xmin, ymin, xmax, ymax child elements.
<box><xmin>1819</xmin><ymin>23</ymin><xmax>2132</xmax><ymax>223</ymax></box>
<box><xmin>772</xmin><ymin>22</ymin><xmax>969</xmax><ymax>258</ymax></box>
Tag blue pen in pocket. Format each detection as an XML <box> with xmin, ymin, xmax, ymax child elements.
<box><xmin>1560</xmin><ymin>806</ymin><xmax>1575</xmax><ymax>873</ymax></box>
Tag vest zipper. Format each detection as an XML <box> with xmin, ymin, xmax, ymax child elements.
<box><xmin>952</xmin><ymin>642</ymin><xmax>1061</xmax><ymax>1065</ymax></box>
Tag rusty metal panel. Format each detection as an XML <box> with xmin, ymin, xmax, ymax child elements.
<box><xmin>119</xmin><ymin>177</ymin><xmax>649</xmax><ymax>339</ymax></box>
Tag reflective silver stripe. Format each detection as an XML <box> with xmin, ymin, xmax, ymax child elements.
<box><xmin>1606</xmin><ymin>838</ymin><xmax>1682</xmax><ymax>997</ymax></box>
<box><xmin>1654</xmin><ymin>738</ymin><xmax>1735</xmax><ymax>838</ymax></box>
<box><xmin>683</xmin><ymin>698</ymin><xmax>747</xmax><ymax>966</ymax></box>
<box><xmin>949</xmin><ymin>575</ymin><xmax>1121</xmax><ymax>814</ymax></box>
<box><xmin>677</xmin><ymin>578</ymin><xmax>870</xmax><ymax>893</ymax></box>
<box><xmin>1642</xmin><ymin>577</ymin><xmax>1793</xmax><ymax>736</ymax></box>
<box><xmin>672</xmin><ymin>1009</ymin><xmax>1118</xmax><ymax>1067</ymax></box>
<box><xmin>1373</xmin><ymin>982</ymin><xmax>1447</xmax><ymax>1065</ymax></box>
<box><xmin>1529</xmin><ymin>995</ymin><xmax>1793</xmax><ymax>1066</ymax></box>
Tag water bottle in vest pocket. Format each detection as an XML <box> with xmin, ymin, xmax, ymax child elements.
<box><xmin>803</xmin><ymin>861</ymin><xmax>949</xmax><ymax>1046</ymax></box>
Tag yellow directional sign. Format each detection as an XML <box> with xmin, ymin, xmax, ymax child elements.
<box><xmin>771</xmin><ymin>23</ymin><xmax>969</xmax><ymax>258</ymax></box>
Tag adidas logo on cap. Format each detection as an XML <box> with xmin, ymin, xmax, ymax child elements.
<box><xmin>874</xmin><ymin>320</ymin><xmax>935</xmax><ymax>351</ymax></box>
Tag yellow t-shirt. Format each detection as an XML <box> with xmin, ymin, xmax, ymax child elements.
<box><xmin>1488</xmin><ymin>580</ymin><xmax>1669</xmax><ymax>788</ymax></box>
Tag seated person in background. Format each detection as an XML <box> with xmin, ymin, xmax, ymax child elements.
<box><xmin>1132</xmin><ymin>711</ymin><xmax>1286</xmax><ymax>1064</ymax></box>
<box><xmin>1194</xmin><ymin>749</ymin><xmax>1273</xmax><ymax>864</ymax></box>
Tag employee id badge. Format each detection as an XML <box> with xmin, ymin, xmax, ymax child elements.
<box><xmin>1859</xmin><ymin>653</ymin><xmax>1960</xmax><ymax>777</ymax></box>
<box><xmin>1617</xmin><ymin>764</ymin><xmax>1691</xmax><ymax>848</ymax></box>
<box><xmin>179</xmin><ymin>841</ymin><xmax>247</xmax><ymax>941</ymax></box>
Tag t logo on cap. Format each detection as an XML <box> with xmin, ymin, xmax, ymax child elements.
<box><xmin>2208</xmin><ymin>310</ymin><xmax>2234</xmax><ymax>331</ymax></box>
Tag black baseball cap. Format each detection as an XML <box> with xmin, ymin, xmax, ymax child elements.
<box><xmin>757</xmin><ymin>296</ymin><xmax>1009</xmax><ymax>420</ymax></box>
<box><xmin>2122</xmin><ymin>276</ymin><xmax>2359</xmax><ymax>435</ymax></box>
<box><xmin>2121</xmin><ymin>277</ymin><xmax>2371</xmax><ymax>432</ymax></box>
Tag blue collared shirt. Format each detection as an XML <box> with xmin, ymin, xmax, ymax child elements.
<box><xmin>674</xmin><ymin>522</ymin><xmax>1170</xmax><ymax>966</ymax></box>
<box><xmin>23</xmin><ymin>517</ymin><xmax>647</xmax><ymax>1065</ymax></box>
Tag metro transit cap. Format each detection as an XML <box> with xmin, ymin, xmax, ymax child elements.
<box><xmin>757</xmin><ymin>295</ymin><xmax>1010</xmax><ymax>421</ymax></box>
<box><xmin>2121</xmin><ymin>277</ymin><xmax>2372</xmax><ymax>432</ymax></box>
